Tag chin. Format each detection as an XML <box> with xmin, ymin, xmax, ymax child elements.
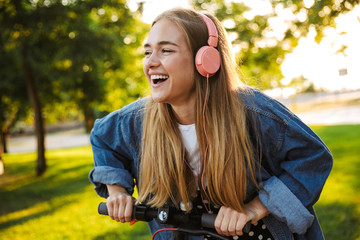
<box><xmin>151</xmin><ymin>95</ymin><xmax>166</xmax><ymax>103</ymax></box>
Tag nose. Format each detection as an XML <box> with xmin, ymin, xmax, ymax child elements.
<box><xmin>144</xmin><ymin>52</ymin><xmax>160</xmax><ymax>69</ymax></box>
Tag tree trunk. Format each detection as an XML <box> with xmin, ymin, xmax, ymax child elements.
<box><xmin>0</xmin><ymin>131</ymin><xmax>4</xmax><ymax>175</ymax></box>
<box><xmin>1</xmin><ymin>129</ymin><xmax>8</xmax><ymax>154</ymax></box>
<box><xmin>0</xmin><ymin>93</ymin><xmax>7</xmax><ymax>174</ymax></box>
<box><xmin>83</xmin><ymin>106</ymin><xmax>95</xmax><ymax>134</ymax></box>
<box><xmin>22</xmin><ymin>47</ymin><xmax>46</xmax><ymax>176</ymax></box>
<box><xmin>0</xmin><ymin>92</ymin><xmax>5</xmax><ymax>174</ymax></box>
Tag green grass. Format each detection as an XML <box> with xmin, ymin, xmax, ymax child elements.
<box><xmin>0</xmin><ymin>146</ymin><xmax>150</xmax><ymax>239</ymax></box>
<box><xmin>0</xmin><ymin>124</ymin><xmax>359</xmax><ymax>239</ymax></box>
<box><xmin>311</xmin><ymin>125</ymin><xmax>360</xmax><ymax>240</ymax></box>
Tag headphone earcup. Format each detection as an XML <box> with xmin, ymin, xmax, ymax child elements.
<box><xmin>195</xmin><ymin>46</ymin><xmax>221</xmax><ymax>77</ymax></box>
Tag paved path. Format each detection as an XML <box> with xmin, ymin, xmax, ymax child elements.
<box><xmin>8</xmin><ymin>129</ymin><xmax>90</xmax><ymax>153</ymax></box>
<box><xmin>7</xmin><ymin>105</ymin><xmax>360</xmax><ymax>153</ymax></box>
<box><xmin>296</xmin><ymin>105</ymin><xmax>360</xmax><ymax>126</ymax></box>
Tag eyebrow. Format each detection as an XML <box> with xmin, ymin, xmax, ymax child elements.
<box><xmin>144</xmin><ymin>41</ymin><xmax>179</xmax><ymax>48</ymax></box>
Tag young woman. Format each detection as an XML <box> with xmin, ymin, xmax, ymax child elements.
<box><xmin>89</xmin><ymin>8</ymin><xmax>332</xmax><ymax>240</ymax></box>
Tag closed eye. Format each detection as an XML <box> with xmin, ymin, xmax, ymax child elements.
<box><xmin>144</xmin><ymin>50</ymin><xmax>152</xmax><ymax>56</ymax></box>
<box><xmin>143</xmin><ymin>48</ymin><xmax>174</xmax><ymax>57</ymax></box>
<box><xmin>162</xmin><ymin>49</ymin><xmax>174</xmax><ymax>54</ymax></box>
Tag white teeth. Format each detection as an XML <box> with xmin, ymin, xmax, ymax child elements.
<box><xmin>151</xmin><ymin>75</ymin><xmax>169</xmax><ymax>80</ymax></box>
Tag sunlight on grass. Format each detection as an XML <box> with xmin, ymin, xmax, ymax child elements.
<box><xmin>312</xmin><ymin>125</ymin><xmax>360</xmax><ymax>240</ymax></box>
<box><xmin>0</xmin><ymin>201</ymin><xmax>52</xmax><ymax>226</ymax></box>
<box><xmin>0</xmin><ymin>125</ymin><xmax>359</xmax><ymax>239</ymax></box>
<box><xmin>0</xmin><ymin>146</ymin><xmax>151</xmax><ymax>239</ymax></box>
<box><xmin>1</xmin><ymin>184</ymin><xmax>149</xmax><ymax>239</ymax></box>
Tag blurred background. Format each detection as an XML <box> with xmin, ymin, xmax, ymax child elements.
<box><xmin>1</xmin><ymin>0</ymin><xmax>359</xmax><ymax>239</ymax></box>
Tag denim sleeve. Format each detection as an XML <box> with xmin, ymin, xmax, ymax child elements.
<box><xmin>88</xmin><ymin>111</ymin><xmax>137</xmax><ymax>198</ymax></box>
<box><xmin>258</xmin><ymin>114</ymin><xmax>333</xmax><ymax>234</ymax></box>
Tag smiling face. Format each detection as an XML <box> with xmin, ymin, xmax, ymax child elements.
<box><xmin>143</xmin><ymin>19</ymin><xmax>196</xmax><ymax>109</ymax></box>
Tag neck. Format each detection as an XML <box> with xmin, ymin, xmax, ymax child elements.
<box><xmin>170</xmin><ymin>101</ymin><xmax>195</xmax><ymax>125</ymax></box>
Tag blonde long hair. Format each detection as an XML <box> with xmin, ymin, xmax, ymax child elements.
<box><xmin>138</xmin><ymin>8</ymin><xmax>260</xmax><ymax>212</ymax></box>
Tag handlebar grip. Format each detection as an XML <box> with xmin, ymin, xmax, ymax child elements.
<box><xmin>201</xmin><ymin>213</ymin><xmax>217</xmax><ymax>228</ymax></box>
<box><xmin>243</xmin><ymin>221</ymin><xmax>251</xmax><ymax>233</ymax></box>
<box><xmin>201</xmin><ymin>213</ymin><xmax>251</xmax><ymax>233</ymax></box>
<box><xmin>98</xmin><ymin>202</ymin><xmax>108</xmax><ymax>215</ymax></box>
<box><xmin>98</xmin><ymin>202</ymin><xmax>251</xmax><ymax>234</ymax></box>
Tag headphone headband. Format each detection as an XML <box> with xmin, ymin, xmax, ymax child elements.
<box><xmin>198</xmin><ymin>13</ymin><xmax>218</xmax><ymax>48</ymax></box>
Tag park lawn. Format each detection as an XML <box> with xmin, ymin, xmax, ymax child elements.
<box><xmin>311</xmin><ymin>125</ymin><xmax>360</xmax><ymax>240</ymax></box>
<box><xmin>0</xmin><ymin>146</ymin><xmax>150</xmax><ymax>239</ymax></box>
<box><xmin>0</xmin><ymin>124</ymin><xmax>359</xmax><ymax>240</ymax></box>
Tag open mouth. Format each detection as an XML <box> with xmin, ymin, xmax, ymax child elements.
<box><xmin>151</xmin><ymin>75</ymin><xmax>169</xmax><ymax>84</ymax></box>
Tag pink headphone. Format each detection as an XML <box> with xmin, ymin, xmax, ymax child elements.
<box><xmin>195</xmin><ymin>13</ymin><xmax>221</xmax><ymax>77</ymax></box>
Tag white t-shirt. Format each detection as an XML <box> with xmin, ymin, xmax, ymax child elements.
<box><xmin>178</xmin><ymin>123</ymin><xmax>201</xmax><ymax>183</ymax></box>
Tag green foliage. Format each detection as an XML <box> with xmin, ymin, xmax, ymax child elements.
<box><xmin>0</xmin><ymin>125</ymin><xmax>359</xmax><ymax>239</ymax></box>
<box><xmin>288</xmin><ymin>75</ymin><xmax>316</xmax><ymax>93</ymax></box>
<box><xmin>0</xmin><ymin>0</ymin><xmax>149</xmax><ymax>132</ymax></box>
<box><xmin>0</xmin><ymin>25</ymin><xmax>30</xmax><ymax>136</ymax></box>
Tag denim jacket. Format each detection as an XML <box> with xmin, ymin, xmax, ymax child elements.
<box><xmin>89</xmin><ymin>88</ymin><xmax>333</xmax><ymax>240</ymax></box>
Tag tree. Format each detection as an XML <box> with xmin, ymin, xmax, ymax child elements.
<box><xmin>191</xmin><ymin>0</ymin><xmax>360</xmax><ymax>89</ymax></box>
<box><xmin>51</xmin><ymin>2</ymin><xmax>149</xmax><ymax>132</ymax></box>
<box><xmin>0</xmin><ymin>0</ymin><xmax>148</xmax><ymax>175</ymax></box>
<box><xmin>0</xmin><ymin>0</ymin><xmax>70</xmax><ymax>175</ymax></box>
<box><xmin>0</xmin><ymin>21</ymin><xmax>31</xmax><ymax>175</ymax></box>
